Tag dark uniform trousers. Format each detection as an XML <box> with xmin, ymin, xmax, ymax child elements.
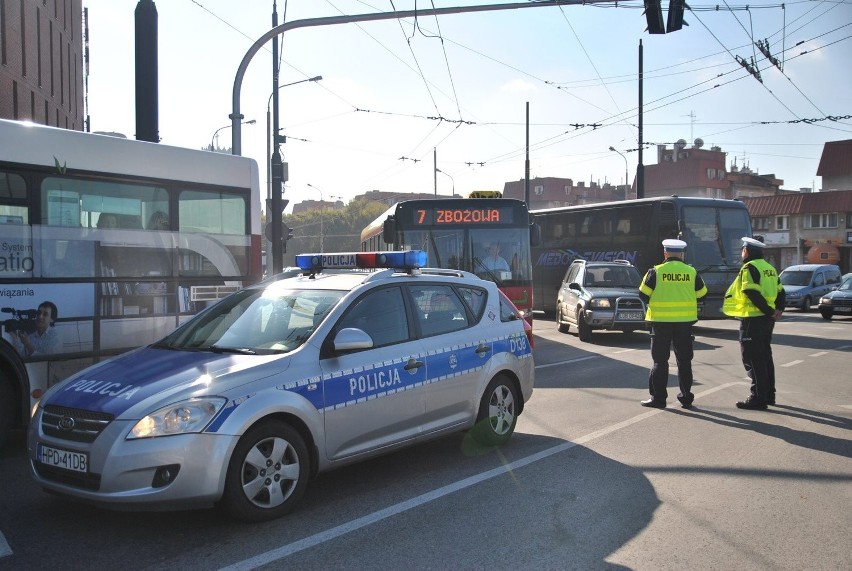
<box><xmin>740</xmin><ymin>315</ymin><xmax>775</xmax><ymax>404</ymax></box>
<box><xmin>648</xmin><ymin>321</ymin><xmax>694</xmax><ymax>402</ymax></box>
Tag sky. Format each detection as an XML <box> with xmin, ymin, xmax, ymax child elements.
<box><xmin>83</xmin><ymin>0</ymin><xmax>852</xmax><ymax>213</ymax></box>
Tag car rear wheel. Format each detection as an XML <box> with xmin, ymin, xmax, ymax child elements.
<box><xmin>556</xmin><ymin>307</ymin><xmax>569</xmax><ymax>333</ymax></box>
<box><xmin>220</xmin><ymin>419</ymin><xmax>310</xmax><ymax>522</ymax></box>
<box><xmin>577</xmin><ymin>309</ymin><xmax>592</xmax><ymax>342</ymax></box>
<box><xmin>471</xmin><ymin>375</ymin><xmax>519</xmax><ymax>447</ymax></box>
<box><xmin>820</xmin><ymin>309</ymin><xmax>833</xmax><ymax>320</ymax></box>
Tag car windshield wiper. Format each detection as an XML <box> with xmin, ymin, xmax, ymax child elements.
<box><xmin>209</xmin><ymin>345</ymin><xmax>257</xmax><ymax>355</ymax></box>
<box><xmin>150</xmin><ymin>341</ymin><xmax>181</xmax><ymax>351</ymax></box>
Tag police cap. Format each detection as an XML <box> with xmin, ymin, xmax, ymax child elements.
<box><xmin>662</xmin><ymin>239</ymin><xmax>687</xmax><ymax>253</ymax></box>
<box><xmin>741</xmin><ymin>236</ymin><xmax>766</xmax><ymax>249</ymax></box>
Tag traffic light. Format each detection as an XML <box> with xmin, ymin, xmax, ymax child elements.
<box><xmin>644</xmin><ymin>0</ymin><xmax>665</xmax><ymax>34</ymax></box>
<box><xmin>667</xmin><ymin>0</ymin><xmax>687</xmax><ymax>32</ymax></box>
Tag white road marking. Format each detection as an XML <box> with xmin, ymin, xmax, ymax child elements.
<box><xmin>781</xmin><ymin>360</ymin><xmax>804</xmax><ymax>367</ymax></box>
<box><xmin>809</xmin><ymin>351</ymin><xmax>828</xmax><ymax>357</ymax></box>
<box><xmin>611</xmin><ymin>348</ymin><xmax>636</xmax><ymax>354</ymax></box>
<box><xmin>535</xmin><ymin>356</ymin><xmax>598</xmax><ymax>369</ymax></box>
<box><xmin>217</xmin><ymin>382</ymin><xmax>746</xmax><ymax>571</ymax></box>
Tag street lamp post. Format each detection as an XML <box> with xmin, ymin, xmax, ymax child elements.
<box><xmin>266</xmin><ymin>75</ymin><xmax>322</xmax><ymax>274</ymax></box>
<box><xmin>436</xmin><ymin>168</ymin><xmax>455</xmax><ymax>196</ymax></box>
<box><xmin>266</xmin><ymin>76</ymin><xmax>323</xmax><ymax>197</ymax></box>
<box><xmin>609</xmin><ymin>146</ymin><xmax>629</xmax><ymax>195</ymax></box>
<box><xmin>306</xmin><ymin>183</ymin><xmax>324</xmax><ymax>253</ymax></box>
<box><xmin>210</xmin><ymin>119</ymin><xmax>255</xmax><ymax>151</ymax></box>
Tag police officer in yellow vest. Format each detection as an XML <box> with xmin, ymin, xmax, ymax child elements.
<box><xmin>724</xmin><ymin>236</ymin><xmax>785</xmax><ymax>410</ymax></box>
<box><xmin>638</xmin><ymin>239</ymin><xmax>708</xmax><ymax>409</ymax></box>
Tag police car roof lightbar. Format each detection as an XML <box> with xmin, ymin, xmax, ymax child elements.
<box><xmin>295</xmin><ymin>251</ymin><xmax>427</xmax><ymax>272</ymax></box>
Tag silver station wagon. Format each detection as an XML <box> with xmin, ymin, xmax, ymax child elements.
<box><xmin>29</xmin><ymin>251</ymin><xmax>534</xmax><ymax>521</ymax></box>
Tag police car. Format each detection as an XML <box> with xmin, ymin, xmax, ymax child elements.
<box><xmin>28</xmin><ymin>251</ymin><xmax>534</xmax><ymax>522</ymax></box>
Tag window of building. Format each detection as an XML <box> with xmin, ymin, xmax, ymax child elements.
<box><xmin>775</xmin><ymin>215</ymin><xmax>789</xmax><ymax>230</ymax></box>
<box><xmin>752</xmin><ymin>217</ymin><xmax>769</xmax><ymax>231</ymax></box>
<box><xmin>706</xmin><ymin>168</ymin><xmax>716</xmax><ymax>180</ymax></box>
<box><xmin>846</xmin><ymin>212</ymin><xmax>852</xmax><ymax>229</ymax></box>
<box><xmin>534</xmin><ymin>185</ymin><xmax>544</xmax><ymax>196</ymax></box>
<box><xmin>805</xmin><ymin>213</ymin><xmax>838</xmax><ymax>229</ymax></box>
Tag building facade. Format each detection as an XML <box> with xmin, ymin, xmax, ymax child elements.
<box><xmin>742</xmin><ymin>190</ymin><xmax>852</xmax><ymax>273</ymax></box>
<box><xmin>0</xmin><ymin>0</ymin><xmax>84</xmax><ymax>129</ymax></box>
<box><xmin>501</xmin><ymin>176</ymin><xmax>628</xmax><ymax>210</ymax></box>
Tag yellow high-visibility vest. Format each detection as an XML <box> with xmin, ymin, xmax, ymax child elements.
<box><xmin>723</xmin><ymin>258</ymin><xmax>779</xmax><ymax>318</ymax></box>
<box><xmin>640</xmin><ymin>260</ymin><xmax>706</xmax><ymax>322</ymax></box>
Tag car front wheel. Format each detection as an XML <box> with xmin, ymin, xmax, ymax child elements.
<box><xmin>556</xmin><ymin>307</ymin><xmax>569</xmax><ymax>333</ymax></box>
<box><xmin>471</xmin><ymin>375</ymin><xmax>519</xmax><ymax>447</ymax></box>
<box><xmin>820</xmin><ymin>309</ymin><xmax>833</xmax><ymax>320</ymax></box>
<box><xmin>220</xmin><ymin>419</ymin><xmax>310</xmax><ymax>522</ymax></box>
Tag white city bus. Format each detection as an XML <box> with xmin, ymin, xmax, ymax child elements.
<box><xmin>0</xmin><ymin>119</ymin><xmax>261</xmax><ymax>446</ymax></box>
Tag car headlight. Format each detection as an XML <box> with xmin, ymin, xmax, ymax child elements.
<box><xmin>819</xmin><ymin>297</ymin><xmax>831</xmax><ymax>305</ymax></box>
<box><xmin>589</xmin><ymin>299</ymin><xmax>611</xmax><ymax>308</ymax></box>
<box><xmin>127</xmin><ymin>397</ymin><xmax>227</xmax><ymax>439</ymax></box>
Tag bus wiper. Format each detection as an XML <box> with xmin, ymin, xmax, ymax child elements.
<box><xmin>209</xmin><ymin>345</ymin><xmax>257</xmax><ymax>355</ymax></box>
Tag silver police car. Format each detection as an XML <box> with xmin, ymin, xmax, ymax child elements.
<box><xmin>28</xmin><ymin>251</ymin><xmax>534</xmax><ymax>521</ymax></box>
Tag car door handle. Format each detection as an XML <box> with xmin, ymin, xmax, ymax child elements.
<box><xmin>475</xmin><ymin>344</ymin><xmax>491</xmax><ymax>355</ymax></box>
<box><xmin>404</xmin><ymin>358</ymin><xmax>424</xmax><ymax>371</ymax></box>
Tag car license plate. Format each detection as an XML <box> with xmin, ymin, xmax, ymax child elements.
<box><xmin>617</xmin><ymin>311</ymin><xmax>643</xmax><ymax>320</ymax></box>
<box><xmin>38</xmin><ymin>443</ymin><xmax>88</xmax><ymax>473</ymax></box>
<box><xmin>836</xmin><ymin>306</ymin><xmax>851</xmax><ymax>313</ymax></box>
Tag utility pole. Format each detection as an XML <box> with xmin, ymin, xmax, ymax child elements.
<box><xmin>269</xmin><ymin>1</ymin><xmax>284</xmax><ymax>274</ymax></box>
<box><xmin>636</xmin><ymin>39</ymin><xmax>645</xmax><ymax>199</ymax></box>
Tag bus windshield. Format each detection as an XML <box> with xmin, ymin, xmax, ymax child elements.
<box><xmin>398</xmin><ymin>227</ymin><xmax>532</xmax><ymax>287</ymax></box>
<box><xmin>362</xmin><ymin>198</ymin><xmax>534</xmax><ymax>319</ymax></box>
<box><xmin>682</xmin><ymin>205</ymin><xmax>752</xmax><ymax>269</ymax></box>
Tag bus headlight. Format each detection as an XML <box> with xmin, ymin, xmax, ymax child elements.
<box><xmin>127</xmin><ymin>397</ymin><xmax>226</xmax><ymax>439</ymax></box>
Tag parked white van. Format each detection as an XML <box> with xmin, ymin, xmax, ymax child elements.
<box><xmin>779</xmin><ymin>264</ymin><xmax>842</xmax><ymax>311</ymax></box>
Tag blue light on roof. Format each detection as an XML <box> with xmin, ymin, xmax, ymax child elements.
<box><xmin>294</xmin><ymin>250</ymin><xmax>427</xmax><ymax>271</ymax></box>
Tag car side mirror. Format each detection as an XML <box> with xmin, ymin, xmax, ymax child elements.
<box><xmin>568</xmin><ymin>282</ymin><xmax>582</xmax><ymax>292</ymax></box>
<box><xmin>334</xmin><ymin>327</ymin><xmax>374</xmax><ymax>351</ymax></box>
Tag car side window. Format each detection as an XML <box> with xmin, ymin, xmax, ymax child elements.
<box><xmin>410</xmin><ymin>284</ymin><xmax>469</xmax><ymax>336</ymax></box>
<box><xmin>458</xmin><ymin>286</ymin><xmax>487</xmax><ymax>321</ymax></box>
<box><xmin>337</xmin><ymin>286</ymin><xmax>409</xmax><ymax>348</ymax></box>
<box><xmin>563</xmin><ymin>264</ymin><xmax>579</xmax><ymax>286</ymax></box>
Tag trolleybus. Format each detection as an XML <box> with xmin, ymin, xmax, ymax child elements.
<box><xmin>361</xmin><ymin>197</ymin><xmax>537</xmax><ymax>321</ymax></box>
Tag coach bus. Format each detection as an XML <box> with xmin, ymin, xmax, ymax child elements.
<box><xmin>531</xmin><ymin>196</ymin><xmax>753</xmax><ymax>317</ymax></box>
<box><xmin>361</xmin><ymin>197</ymin><xmax>537</xmax><ymax>320</ymax></box>
<box><xmin>0</xmin><ymin>119</ymin><xmax>261</xmax><ymax>447</ymax></box>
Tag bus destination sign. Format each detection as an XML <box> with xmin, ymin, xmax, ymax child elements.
<box><xmin>413</xmin><ymin>207</ymin><xmax>512</xmax><ymax>225</ymax></box>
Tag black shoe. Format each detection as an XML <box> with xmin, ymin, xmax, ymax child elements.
<box><xmin>641</xmin><ymin>398</ymin><xmax>666</xmax><ymax>409</ymax></box>
<box><xmin>677</xmin><ymin>395</ymin><xmax>694</xmax><ymax>409</ymax></box>
<box><xmin>736</xmin><ymin>399</ymin><xmax>767</xmax><ymax>410</ymax></box>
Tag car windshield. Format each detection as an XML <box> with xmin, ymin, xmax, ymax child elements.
<box><xmin>839</xmin><ymin>278</ymin><xmax>852</xmax><ymax>291</ymax></box>
<box><xmin>779</xmin><ymin>270</ymin><xmax>812</xmax><ymax>286</ymax></box>
<box><xmin>583</xmin><ymin>265</ymin><xmax>642</xmax><ymax>288</ymax></box>
<box><xmin>155</xmin><ymin>284</ymin><xmax>344</xmax><ymax>355</ymax></box>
